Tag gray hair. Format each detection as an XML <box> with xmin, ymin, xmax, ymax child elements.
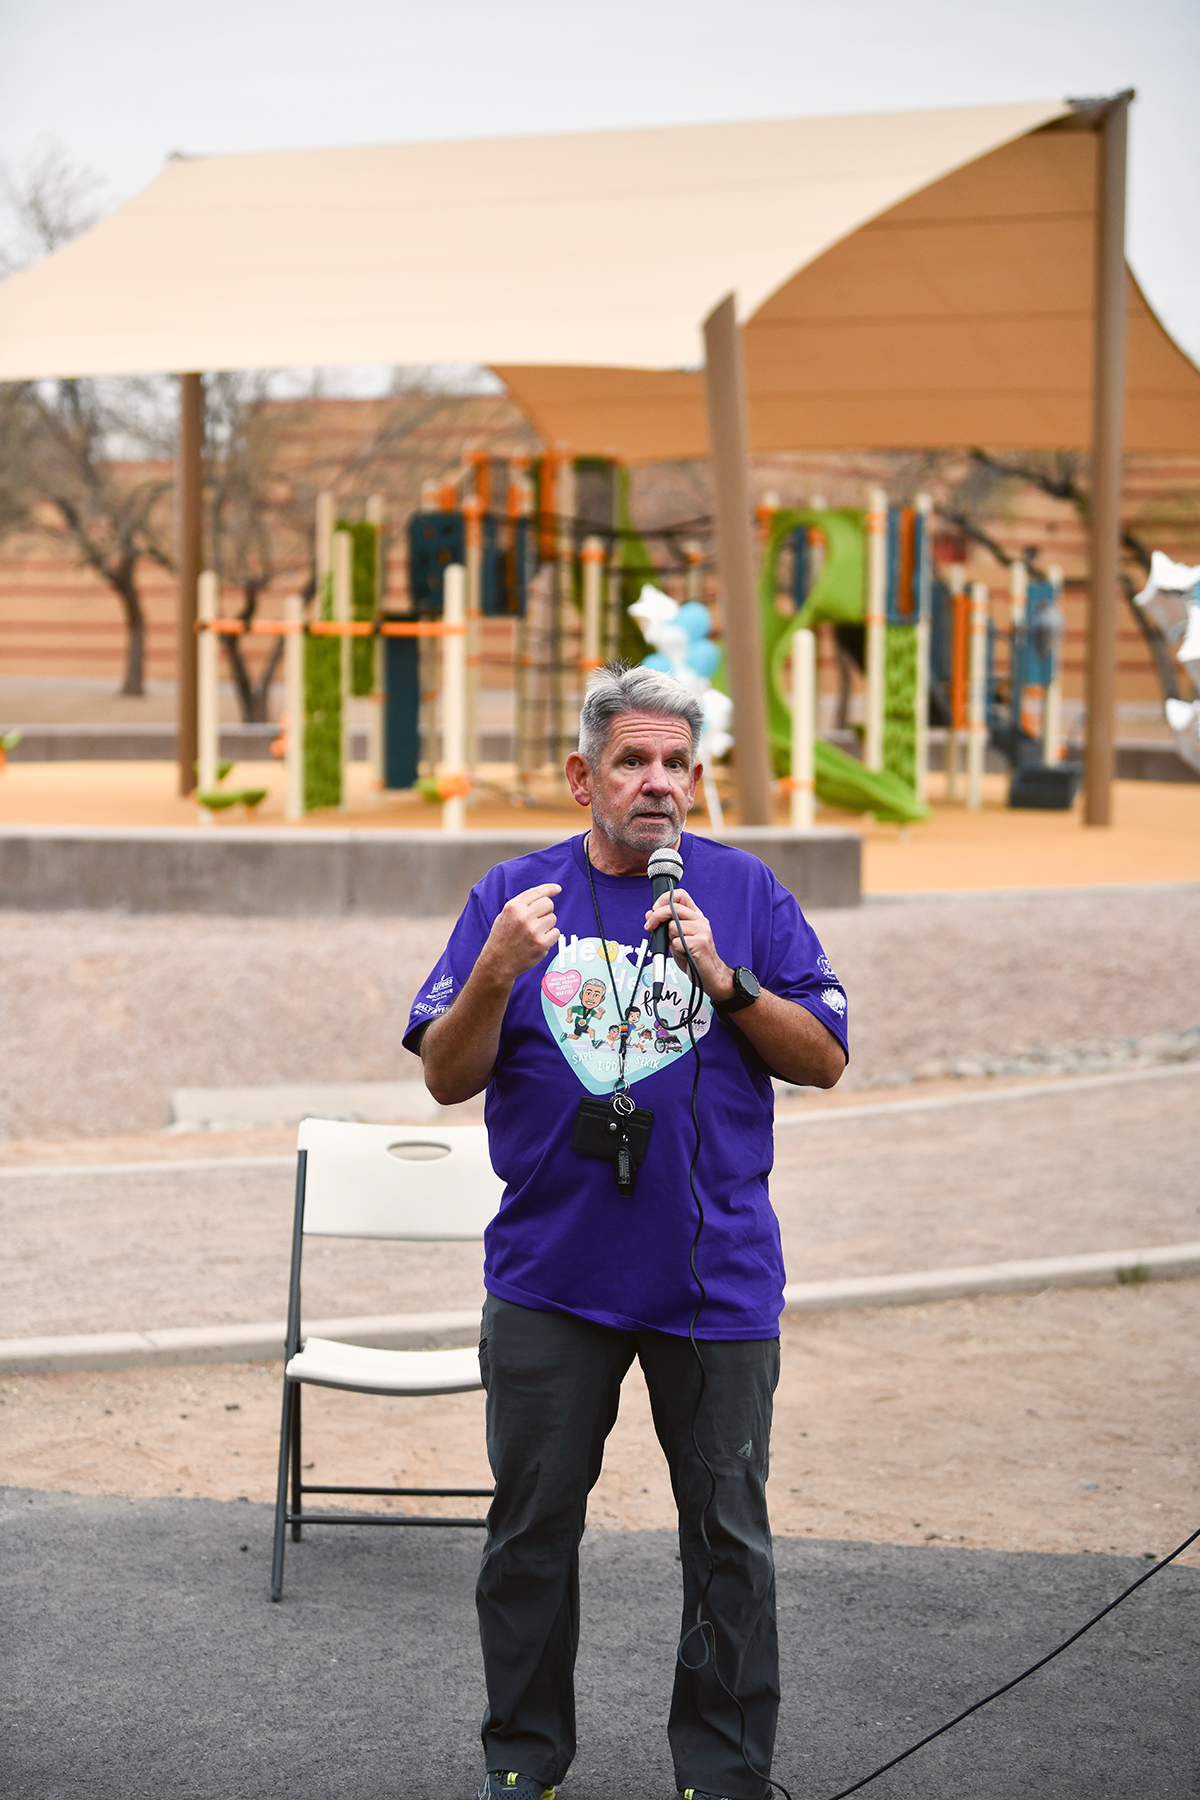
<box><xmin>577</xmin><ymin>663</ymin><xmax>704</xmax><ymax>767</ymax></box>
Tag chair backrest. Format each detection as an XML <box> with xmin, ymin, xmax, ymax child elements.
<box><xmin>297</xmin><ymin>1117</ymin><xmax>503</xmax><ymax>1241</ymax></box>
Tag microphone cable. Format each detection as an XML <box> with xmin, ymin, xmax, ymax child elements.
<box><xmin>655</xmin><ymin>897</ymin><xmax>1198</xmax><ymax>1800</ymax></box>
<box><xmin>815</xmin><ymin>1519</ymin><xmax>1200</xmax><ymax>1800</ymax></box>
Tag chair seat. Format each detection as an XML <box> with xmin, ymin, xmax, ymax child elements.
<box><xmin>286</xmin><ymin>1336</ymin><xmax>483</xmax><ymax>1396</ymax></box>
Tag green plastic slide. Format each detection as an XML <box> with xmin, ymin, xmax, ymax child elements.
<box><xmin>813</xmin><ymin>737</ymin><xmax>929</xmax><ymax>824</ymax></box>
<box><xmin>758</xmin><ymin>508</ymin><xmax>929</xmax><ymax>824</ymax></box>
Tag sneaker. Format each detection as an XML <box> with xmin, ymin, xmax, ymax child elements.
<box><xmin>675</xmin><ymin>1790</ymin><xmax>734</xmax><ymax>1800</ymax></box>
<box><xmin>475</xmin><ymin>1774</ymin><xmax>556</xmax><ymax>1800</ymax></box>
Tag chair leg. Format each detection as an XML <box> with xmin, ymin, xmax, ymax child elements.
<box><xmin>289</xmin><ymin>1381</ymin><xmax>303</xmax><ymax>1543</ymax></box>
<box><xmin>270</xmin><ymin>1375</ymin><xmax>294</xmax><ymax>1602</ymax></box>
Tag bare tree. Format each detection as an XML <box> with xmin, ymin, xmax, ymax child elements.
<box><xmin>205</xmin><ymin>373</ymin><xmax>311</xmax><ymax>720</ymax></box>
<box><xmin>1</xmin><ymin>142</ymin><xmax>177</xmax><ymax>696</ymax></box>
<box><xmin>16</xmin><ymin>378</ymin><xmax>175</xmax><ymax>695</ymax></box>
<box><xmin>937</xmin><ymin>448</ymin><xmax>1189</xmax><ymax>704</ymax></box>
<box><xmin>0</xmin><ymin>138</ymin><xmax>107</xmax><ymax>274</ymax></box>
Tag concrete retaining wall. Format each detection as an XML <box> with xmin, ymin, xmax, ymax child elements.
<box><xmin>0</xmin><ymin>824</ymin><xmax>861</xmax><ymax>916</ymax></box>
<box><xmin>1104</xmin><ymin>740</ymin><xmax>1199</xmax><ymax>785</ymax></box>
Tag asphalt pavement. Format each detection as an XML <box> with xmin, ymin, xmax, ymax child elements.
<box><xmin>3</xmin><ymin>1488</ymin><xmax>1197</xmax><ymax>1800</ymax></box>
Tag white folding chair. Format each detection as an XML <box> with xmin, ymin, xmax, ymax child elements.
<box><xmin>270</xmin><ymin>1116</ymin><xmax>503</xmax><ymax>1601</ymax></box>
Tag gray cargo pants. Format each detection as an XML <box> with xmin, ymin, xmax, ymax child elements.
<box><xmin>476</xmin><ymin>1293</ymin><xmax>780</xmax><ymax>1798</ymax></box>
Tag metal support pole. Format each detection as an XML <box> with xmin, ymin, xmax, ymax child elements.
<box><xmin>789</xmin><ymin>627</ymin><xmax>816</xmax><ymax>829</ymax></box>
<box><xmin>284</xmin><ymin>595</ymin><xmax>304</xmax><ymax>821</ymax></box>
<box><xmin>315</xmin><ymin>491</ymin><xmax>334</xmax><ymax>600</ymax></box>
<box><xmin>604</xmin><ymin>562</ymin><xmax>622</xmax><ymax>665</ymax></box>
<box><xmin>196</xmin><ymin>570</ymin><xmax>219</xmax><ymax>823</ymax></box>
<box><xmin>684</xmin><ymin>541</ymin><xmax>704</xmax><ymax>607</ymax></box>
<box><xmin>464</xmin><ymin>495</ymin><xmax>484</xmax><ymax>779</ymax></box>
<box><xmin>1010</xmin><ymin>558</ymin><xmax>1028</xmax><ymax>743</ymax></box>
<box><xmin>1084</xmin><ymin>90</ymin><xmax>1134</xmax><ymax>828</ymax></box>
<box><xmin>513</xmin><ymin>469</ymin><xmax>534</xmax><ymax>791</ymax></box>
<box><xmin>442</xmin><ymin>564</ymin><xmax>468</xmax><ymax>830</ymax></box>
<box><xmin>1044</xmin><ymin>563</ymin><xmax>1065</xmax><ymax>765</ymax></box>
<box><xmin>333</xmin><ymin>528</ymin><xmax>352</xmax><ymax>813</ymax></box>
<box><xmin>555</xmin><ymin>460</ymin><xmax>576</xmax><ymax>770</ymax></box>
<box><xmin>366</xmin><ymin>494</ymin><xmax>385</xmax><ymax>803</ymax></box>
<box><xmin>914</xmin><ymin>494</ymin><xmax>932</xmax><ymax>805</ymax></box>
<box><xmin>581</xmin><ymin>536</ymin><xmax>604</xmax><ymax>677</ymax></box>
<box><xmin>967</xmin><ymin>582</ymin><xmax>989</xmax><ymax>811</ymax></box>
<box><xmin>703</xmin><ymin>294</ymin><xmax>772</xmax><ymax>825</ymax></box>
<box><xmin>864</xmin><ymin>487</ymin><xmax>887</xmax><ymax>773</ymax></box>
<box><xmin>947</xmin><ymin>564</ymin><xmax>967</xmax><ymax>801</ymax></box>
<box><xmin>176</xmin><ymin>373</ymin><xmax>204</xmax><ymax>796</ymax></box>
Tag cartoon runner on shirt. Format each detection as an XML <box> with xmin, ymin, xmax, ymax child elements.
<box><xmin>561</xmin><ymin>977</ymin><xmax>608</xmax><ymax>1044</ymax></box>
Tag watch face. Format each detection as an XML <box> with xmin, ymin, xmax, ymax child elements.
<box><xmin>736</xmin><ymin>967</ymin><xmax>760</xmax><ymax>999</ymax></box>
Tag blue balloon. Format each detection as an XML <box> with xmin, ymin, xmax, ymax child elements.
<box><xmin>686</xmin><ymin>639</ymin><xmax>721</xmax><ymax>680</ymax></box>
<box><xmin>677</xmin><ymin>601</ymin><xmax>713</xmax><ymax>641</ymax></box>
<box><xmin>640</xmin><ymin>652</ymin><xmax>672</xmax><ymax>673</ymax></box>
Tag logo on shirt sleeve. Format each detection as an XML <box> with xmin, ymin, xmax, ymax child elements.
<box><xmin>412</xmin><ymin>971</ymin><xmax>456</xmax><ymax>1021</ymax></box>
<box><xmin>820</xmin><ymin>986</ymin><xmax>847</xmax><ymax>1017</ymax></box>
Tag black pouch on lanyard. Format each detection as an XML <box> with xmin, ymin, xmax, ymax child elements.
<box><xmin>572</xmin><ymin>1092</ymin><xmax>654</xmax><ymax>1197</ymax></box>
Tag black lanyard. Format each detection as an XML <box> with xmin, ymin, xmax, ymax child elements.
<box><xmin>583</xmin><ymin>832</ymin><xmax>650</xmax><ymax>1097</ymax></box>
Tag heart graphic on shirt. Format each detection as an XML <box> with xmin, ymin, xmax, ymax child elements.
<box><xmin>541</xmin><ymin>935</ymin><xmax>711</xmax><ymax>1096</ymax></box>
<box><xmin>541</xmin><ymin>968</ymin><xmax>582</xmax><ymax>1006</ymax></box>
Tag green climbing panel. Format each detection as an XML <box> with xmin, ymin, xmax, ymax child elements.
<box><xmin>883</xmin><ymin>625</ymin><xmax>918</xmax><ymax>792</ymax></box>
<box><xmin>304</xmin><ymin>574</ymin><xmax>341</xmax><ymax>812</ymax></box>
<box><xmin>335</xmin><ymin>518</ymin><xmax>380</xmax><ymax>697</ymax></box>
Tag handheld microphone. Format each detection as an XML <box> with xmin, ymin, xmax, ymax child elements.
<box><xmin>647</xmin><ymin>845</ymin><xmax>684</xmax><ymax>1001</ymax></box>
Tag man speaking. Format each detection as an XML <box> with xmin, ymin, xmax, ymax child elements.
<box><xmin>404</xmin><ymin>666</ymin><xmax>848</xmax><ymax>1800</ymax></box>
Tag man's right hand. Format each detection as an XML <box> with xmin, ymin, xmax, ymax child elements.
<box><xmin>421</xmin><ymin>884</ymin><xmax>561</xmax><ymax>1104</ymax></box>
<box><xmin>480</xmin><ymin>883</ymin><xmax>562</xmax><ymax>983</ymax></box>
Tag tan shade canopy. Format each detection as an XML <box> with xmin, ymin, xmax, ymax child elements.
<box><xmin>497</xmin><ymin>121</ymin><xmax>1200</xmax><ymax>457</ymax></box>
<box><xmin>0</xmin><ymin>102</ymin><xmax>1069</xmax><ymax>381</ymax></box>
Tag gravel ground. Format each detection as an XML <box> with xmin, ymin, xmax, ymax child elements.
<box><xmin>3</xmin><ymin>885</ymin><xmax>1199</xmax><ymax>1139</ymax></box>
<box><xmin>5</xmin><ymin>1281</ymin><xmax>1197</xmax><ymax>1565</ymax></box>
<box><xmin>813</xmin><ymin>884</ymin><xmax>1200</xmax><ymax>1088</ymax></box>
<box><xmin>5</xmin><ymin>1070</ymin><xmax>1198</xmax><ymax>1341</ymax></box>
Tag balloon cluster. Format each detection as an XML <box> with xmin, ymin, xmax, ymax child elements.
<box><xmin>628</xmin><ymin>585</ymin><xmax>733</xmax><ymax>757</ymax></box>
<box><xmin>1134</xmin><ymin>552</ymin><xmax>1200</xmax><ymax>773</ymax></box>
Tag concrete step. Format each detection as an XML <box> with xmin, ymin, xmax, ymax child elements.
<box><xmin>4</xmin><ymin>1239</ymin><xmax>1197</xmax><ymax>1373</ymax></box>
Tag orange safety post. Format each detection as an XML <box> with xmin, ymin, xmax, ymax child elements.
<box><xmin>580</xmin><ymin>536</ymin><xmax>605</xmax><ymax>673</ymax></box>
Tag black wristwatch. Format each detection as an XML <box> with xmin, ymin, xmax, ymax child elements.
<box><xmin>714</xmin><ymin>966</ymin><xmax>760</xmax><ymax>1015</ymax></box>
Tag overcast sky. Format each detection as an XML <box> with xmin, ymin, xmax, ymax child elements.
<box><xmin>1</xmin><ymin>0</ymin><xmax>1196</xmax><ymax>370</ymax></box>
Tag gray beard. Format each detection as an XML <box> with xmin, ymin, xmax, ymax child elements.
<box><xmin>589</xmin><ymin>791</ymin><xmax>683</xmax><ymax>853</ymax></box>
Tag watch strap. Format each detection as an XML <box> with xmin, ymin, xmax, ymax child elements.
<box><xmin>714</xmin><ymin>967</ymin><xmax>759</xmax><ymax>1015</ymax></box>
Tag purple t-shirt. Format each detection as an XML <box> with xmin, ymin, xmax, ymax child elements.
<box><xmin>403</xmin><ymin>832</ymin><xmax>848</xmax><ymax>1339</ymax></box>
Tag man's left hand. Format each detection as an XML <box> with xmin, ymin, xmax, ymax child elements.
<box><xmin>643</xmin><ymin>887</ymin><xmax>735</xmax><ymax>1002</ymax></box>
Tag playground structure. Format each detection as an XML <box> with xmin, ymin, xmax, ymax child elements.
<box><xmin>192</xmin><ymin>462</ymin><xmax>1084</xmax><ymax>830</ymax></box>
<box><xmin>3</xmin><ymin>99</ymin><xmax>1190</xmax><ymax>832</ymax></box>
<box><xmin>194</xmin><ymin>456</ymin><xmax>726</xmax><ymax>828</ymax></box>
<box><xmin>757</xmin><ymin>490</ymin><xmax>1079</xmax><ymax>827</ymax></box>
